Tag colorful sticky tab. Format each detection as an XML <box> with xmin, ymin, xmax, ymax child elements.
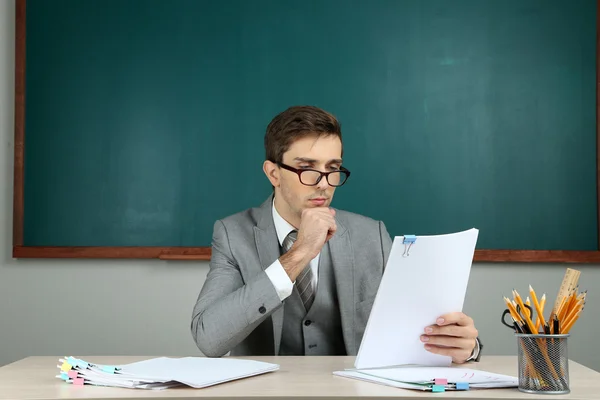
<box><xmin>432</xmin><ymin>384</ymin><xmax>445</xmax><ymax>392</ymax></box>
<box><xmin>101</xmin><ymin>366</ymin><xmax>116</xmax><ymax>374</ymax></box>
<box><xmin>59</xmin><ymin>372</ymin><xmax>69</xmax><ymax>381</ymax></box>
<box><xmin>73</xmin><ymin>378</ymin><xmax>85</xmax><ymax>386</ymax></box>
<box><xmin>455</xmin><ymin>382</ymin><xmax>469</xmax><ymax>390</ymax></box>
<box><xmin>403</xmin><ymin>235</ymin><xmax>416</xmax><ymax>244</ymax></box>
<box><xmin>60</xmin><ymin>362</ymin><xmax>72</xmax><ymax>372</ymax></box>
<box><xmin>434</xmin><ymin>378</ymin><xmax>448</xmax><ymax>385</ymax></box>
<box><xmin>67</xmin><ymin>370</ymin><xmax>78</xmax><ymax>379</ymax></box>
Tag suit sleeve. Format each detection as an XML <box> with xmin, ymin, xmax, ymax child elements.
<box><xmin>379</xmin><ymin>220</ymin><xmax>393</xmax><ymax>271</ymax></box>
<box><xmin>190</xmin><ymin>220</ymin><xmax>284</xmax><ymax>357</ymax></box>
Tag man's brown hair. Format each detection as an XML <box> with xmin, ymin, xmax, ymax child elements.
<box><xmin>265</xmin><ymin>105</ymin><xmax>343</xmax><ymax>163</ymax></box>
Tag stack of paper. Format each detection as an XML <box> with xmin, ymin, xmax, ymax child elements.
<box><xmin>56</xmin><ymin>356</ymin><xmax>279</xmax><ymax>389</ymax></box>
<box><xmin>334</xmin><ymin>366</ymin><xmax>518</xmax><ymax>392</ymax></box>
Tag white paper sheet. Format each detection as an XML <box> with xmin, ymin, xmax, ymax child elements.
<box><xmin>333</xmin><ymin>367</ymin><xmax>518</xmax><ymax>391</ymax></box>
<box><xmin>333</xmin><ymin>371</ymin><xmax>429</xmax><ymax>390</ymax></box>
<box><xmin>56</xmin><ymin>356</ymin><xmax>279</xmax><ymax>389</ymax></box>
<box><xmin>355</xmin><ymin>228</ymin><xmax>479</xmax><ymax>369</ymax></box>
<box><xmin>353</xmin><ymin>366</ymin><xmax>518</xmax><ymax>386</ymax></box>
<box><xmin>119</xmin><ymin>357</ymin><xmax>279</xmax><ymax>388</ymax></box>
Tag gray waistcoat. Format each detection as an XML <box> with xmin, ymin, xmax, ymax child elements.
<box><xmin>279</xmin><ymin>243</ymin><xmax>346</xmax><ymax>355</ymax></box>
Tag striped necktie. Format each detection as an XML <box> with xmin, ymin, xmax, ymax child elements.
<box><xmin>282</xmin><ymin>230</ymin><xmax>315</xmax><ymax>311</ymax></box>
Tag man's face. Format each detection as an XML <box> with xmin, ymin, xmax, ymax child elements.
<box><xmin>273</xmin><ymin>135</ymin><xmax>343</xmax><ymax>221</ymax></box>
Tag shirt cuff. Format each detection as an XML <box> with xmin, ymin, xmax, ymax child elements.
<box><xmin>467</xmin><ymin>337</ymin><xmax>481</xmax><ymax>361</ymax></box>
<box><xmin>265</xmin><ymin>259</ymin><xmax>293</xmax><ymax>301</ymax></box>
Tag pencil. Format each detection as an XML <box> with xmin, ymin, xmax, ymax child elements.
<box><xmin>563</xmin><ymin>299</ymin><xmax>582</xmax><ymax>325</ymax></box>
<box><xmin>536</xmin><ymin>294</ymin><xmax>546</xmax><ymax>332</ymax></box>
<box><xmin>530</xmin><ymin>285</ymin><xmax>547</xmax><ymax>333</ymax></box>
<box><xmin>560</xmin><ymin>288</ymin><xmax>578</xmax><ymax>321</ymax></box>
<box><xmin>513</xmin><ymin>290</ymin><xmax>538</xmax><ymax>334</ymax></box>
<box><xmin>562</xmin><ymin>310</ymin><xmax>582</xmax><ymax>334</ymax></box>
<box><xmin>504</xmin><ymin>297</ymin><xmax>522</xmax><ymax>323</ymax></box>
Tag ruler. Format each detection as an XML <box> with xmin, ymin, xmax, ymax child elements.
<box><xmin>551</xmin><ymin>268</ymin><xmax>581</xmax><ymax>317</ymax></box>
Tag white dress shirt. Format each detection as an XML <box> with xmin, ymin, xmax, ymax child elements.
<box><xmin>265</xmin><ymin>202</ymin><xmax>320</xmax><ymax>301</ymax></box>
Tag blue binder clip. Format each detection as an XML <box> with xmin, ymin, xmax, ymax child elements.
<box><xmin>431</xmin><ymin>384</ymin><xmax>445</xmax><ymax>392</ymax></box>
<box><xmin>402</xmin><ymin>235</ymin><xmax>416</xmax><ymax>257</ymax></box>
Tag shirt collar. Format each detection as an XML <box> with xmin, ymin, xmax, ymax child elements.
<box><xmin>272</xmin><ymin>198</ymin><xmax>297</xmax><ymax>246</ymax></box>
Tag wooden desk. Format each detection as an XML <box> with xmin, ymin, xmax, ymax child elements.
<box><xmin>0</xmin><ymin>356</ymin><xmax>597</xmax><ymax>400</ymax></box>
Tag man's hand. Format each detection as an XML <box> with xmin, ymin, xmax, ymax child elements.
<box><xmin>295</xmin><ymin>207</ymin><xmax>337</xmax><ymax>258</ymax></box>
<box><xmin>280</xmin><ymin>208</ymin><xmax>336</xmax><ymax>281</ymax></box>
<box><xmin>421</xmin><ymin>312</ymin><xmax>478</xmax><ymax>364</ymax></box>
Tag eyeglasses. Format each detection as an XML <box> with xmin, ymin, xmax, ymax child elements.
<box><xmin>277</xmin><ymin>162</ymin><xmax>351</xmax><ymax>187</ymax></box>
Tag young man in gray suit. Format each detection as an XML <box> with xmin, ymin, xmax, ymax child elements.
<box><xmin>191</xmin><ymin>106</ymin><xmax>481</xmax><ymax>363</ymax></box>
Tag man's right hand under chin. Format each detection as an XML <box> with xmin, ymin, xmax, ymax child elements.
<box><xmin>295</xmin><ymin>207</ymin><xmax>337</xmax><ymax>258</ymax></box>
<box><xmin>279</xmin><ymin>207</ymin><xmax>336</xmax><ymax>281</ymax></box>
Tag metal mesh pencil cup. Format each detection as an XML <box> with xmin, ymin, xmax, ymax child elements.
<box><xmin>516</xmin><ymin>334</ymin><xmax>570</xmax><ymax>394</ymax></box>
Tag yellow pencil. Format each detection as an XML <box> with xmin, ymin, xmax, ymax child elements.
<box><xmin>530</xmin><ymin>285</ymin><xmax>547</xmax><ymax>332</ymax></box>
<box><xmin>562</xmin><ymin>310</ymin><xmax>582</xmax><ymax>334</ymax></box>
<box><xmin>555</xmin><ymin>295</ymin><xmax>569</xmax><ymax>323</ymax></box>
<box><xmin>536</xmin><ymin>293</ymin><xmax>546</xmax><ymax>332</ymax></box>
<box><xmin>563</xmin><ymin>299</ymin><xmax>582</xmax><ymax>324</ymax></box>
<box><xmin>513</xmin><ymin>289</ymin><xmax>538</xmax><ymax>334</ymax></box>
<box><xmin>504</xmin><ymin>297</ymin><xmax>523</xmax><ymax>324</ymax></box>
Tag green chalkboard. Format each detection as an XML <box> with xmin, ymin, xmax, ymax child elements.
<box><xmin>21</xmin><ymin>0</ymin><xmax>598</xmax><ymax>254</ymax></box>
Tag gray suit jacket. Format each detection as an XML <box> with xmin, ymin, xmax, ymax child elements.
<box><xmin>190</xmin><ymin>195</ymin><xmax>393</xmax><ymax>357</ymax></box>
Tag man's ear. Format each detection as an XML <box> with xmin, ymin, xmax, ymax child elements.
<box><xmin>263</xmin><ymin>160</ymin><xmax>280</xmax><ymax>187</ymax></box>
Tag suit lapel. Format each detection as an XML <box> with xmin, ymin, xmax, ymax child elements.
<box><xmin>253</xmin><ymin>194</ymin><xmax>285</xmax><ymax>354</ymax></box>
<box><xmin>328</xmin><ymin>217</ymin><xmax>356</xmax><ymax>355</ymax></box>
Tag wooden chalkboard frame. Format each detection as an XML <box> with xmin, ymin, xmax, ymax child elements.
<box><xmin>12</xmin><ymin>0</ymin><xmax>600</xmax><ymax>262</ymax></box>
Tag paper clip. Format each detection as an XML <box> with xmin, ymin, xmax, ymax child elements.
<box><xmin>402</xmin><ymin>235</ymin><xmax>416</xmax><ymax>257</ymax></box>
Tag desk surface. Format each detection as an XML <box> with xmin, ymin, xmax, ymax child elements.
<box><xmin>0</xmin><ymin>356</ymin><xmax>598</xmax><ymax>400</ymax></box>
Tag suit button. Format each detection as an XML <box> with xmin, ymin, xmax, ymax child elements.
<box><xmin>304</xmin><ymin>320</ymin><xmax>312</xmax><ymax>326</ymax></box>
<box><xmin>259</xmin><ymin>306</ymin><xmax>266</xmax><ymax>314</ymax></box>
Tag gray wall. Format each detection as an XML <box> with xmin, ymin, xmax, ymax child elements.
<box><xmin>1</xmin><ymin>0</ymin><xmax>598</xmax><ymax>371</ymax></box>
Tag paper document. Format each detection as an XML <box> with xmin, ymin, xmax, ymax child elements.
<box><xmin>354</xmin><ymin>366</ymin><xmax>517</xmax><ymax>386</ymax></box>
<box><xmin>333</xmin><ymin>370</ymin><xmax>430</xmax><ymax>391</ymax></box>
<box><xmin>334</xmin><ymin>366</ymin><xmax>517</xmax><ymax>391</ymax></box>
<box><xmin>56</xmin><ymin>356</ymin><xmax>279</xmax><ymax>389</ymax></box>
<box><xmin>355</xmin><ymin>228</ymin><xmax>479</xmax><ymax>369</ymax></box>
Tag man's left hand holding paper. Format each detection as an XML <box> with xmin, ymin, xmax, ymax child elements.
<box><xmin>421</xmin><ymin>312</ymin><xmax>479</xmax><ymax>364</ymax></box>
